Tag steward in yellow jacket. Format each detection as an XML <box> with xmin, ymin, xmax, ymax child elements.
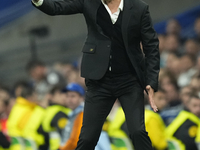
<box><xmin>107</xmin><ymin>106</ymin><xmax>133</xmax><ymax>150</ymax></box>
<box><xmin>7</xmin><ymin>82</ymin><xmax>46</xmax><ymax>150</ymax></box>
<box><xmin>23</xmin><ymin>105</ymin><xmax>47</xmax><ymax>150</ymax></box>
<box><xmin>108</xmin><ymin>105</ymin><xmax>168</xmax><ymax>150</ymax></box>
<box><xmin>145</xmin><ymin>109</ymin><xmax>168</xmax><ymax>150</ymax></box>
<box><xmin>42</xmin><ymin>85</ymin><xmax>71</xmax><ymax>150</ymax></box>
<box><xmin>165</xmin><ymin>95</ymin><xmax>200</xmax><ymax>150</ymax></box>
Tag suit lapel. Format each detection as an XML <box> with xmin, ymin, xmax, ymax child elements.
<box><xmin>90</xmin><ymin>0</ymin><xmax>102</xmax><ymax>31</ymax></box>
<box><xmin>122</xmin><ymin>0</ymin><xmax>134</xmax><ymax>50</ymax></box>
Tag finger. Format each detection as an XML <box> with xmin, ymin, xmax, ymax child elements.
<box><xmin>148</xmin><ymin>97</ymin><xmax>158</xmax><ymax>112</ymax></box>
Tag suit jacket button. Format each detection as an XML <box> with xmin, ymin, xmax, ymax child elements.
<box><xmin>107</xmin><ymin>45</ymin><xmax>110</xmax><ymax>48</ymax></box>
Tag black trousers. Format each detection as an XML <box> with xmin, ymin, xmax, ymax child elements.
<box><xmin>75</xmin><ymin>72</ymin><xmax>153</xmax><ymax>150</ymax></box>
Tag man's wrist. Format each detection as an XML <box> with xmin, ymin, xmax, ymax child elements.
<box><xmin>32</xmin><ymin>0</ymin><xmax>43</xmax><ymax>6</ymax></box>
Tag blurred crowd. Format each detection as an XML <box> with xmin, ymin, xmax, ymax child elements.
<box><xmin>0</xmin><ymin>17</ymin><xmax>200</xmax><ymax>150</ymax></box>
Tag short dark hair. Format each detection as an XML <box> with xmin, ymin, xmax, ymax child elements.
<box><xmin>13</xmin><ymin>80</ymin><xmax>29</xmax><ymax>90</ymax></box>
<box><xmin>49</xmin><ymin>84</ymin><xmax>65</xmax><ymax>95</ymax></box>
<box><xmin>26</xmin><ymin>60</ymin><xmax>45</xmax><ymax>72</ymax></box>
<box><xmin>20</xmin><ymin>82</ymin><xmax>35</xmax><ymax>98</ymax></box>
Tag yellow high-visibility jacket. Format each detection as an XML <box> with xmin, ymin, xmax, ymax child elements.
<box><xmin>145</xmin><ymin>109</ymin><xmax>168</xmax><ymax>150</ymax></box>
<box><xmin>7</xmin><ymin>97</ymin><xmax>37</xmax><ymax>150</ymax></box>
<box><xmin>108</xmin><ymin>107</ymin><xmax>133</xmax><ymax>150</ymax></box>
<box><xmin>23</xmin><ymin>106</ymin><xmax>46</xmax><ymax>150</ymax></box>
<box><xmin>166</xmin><ymin>110</ymin><xmax>200</xmax><ymax>150</ymax></box>
<box><xmin>42</xmin><ymin>105</ymin><xmax>71</xmax><ymax>150</ymax></box>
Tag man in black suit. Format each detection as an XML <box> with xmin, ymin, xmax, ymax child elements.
<box><xmin>32</xmin><ymin>0</ymin><xmax>160</xmax><ymax>149</ymax></box>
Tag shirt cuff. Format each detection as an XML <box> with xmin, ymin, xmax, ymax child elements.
<box><xmin>32</xmin><ymin>0</ymin><xmax>44</xmax><ymax>6</ymax></box>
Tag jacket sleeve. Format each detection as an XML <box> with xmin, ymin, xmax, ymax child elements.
<box><xmin>32</xmin><ymin>0</ymin><xmax>84</xmax><ymax>16</ymax></box>
<box><xmin>60</xmin><ymin>112</ymin><xmax>83</xmax><ymax>150</ymax></box>
<box><xmin>140</xmin><ymin>5</ymin><xmax>160</xmax><ymax>92</ymax></box>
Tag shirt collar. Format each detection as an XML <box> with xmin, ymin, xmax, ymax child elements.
<box><xmin>101</xmin><ymin>0</ymin><xmax>124</xmax><ymax>11</ymax></box>
<box><xmin>119</xmin><ymin>0</ymin><xmax>124</xmax><ymax>11</ymax></box>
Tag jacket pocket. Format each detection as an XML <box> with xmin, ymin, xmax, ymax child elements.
<box><xmin>82</xmin><ymin>43</ymin><xmax>96</xmax><ymax>54</ymax></box>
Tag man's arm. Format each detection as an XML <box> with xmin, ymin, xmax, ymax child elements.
<box><xmin>140</xmin><ymin>5</ymin><xmax>160</xmax><ymax>92</ymax></box>
<box><xmin>140</xmin><ymin>5</ymin><xmax>160</xmax><ymax>112</ymax></box>
<box><xmin>32</xmin><ymin>0</ymin><xmax>84</xmax><ymax>16</ymax></box>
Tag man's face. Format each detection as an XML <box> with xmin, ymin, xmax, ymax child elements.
<box><xmin>51</xmin><ymin>91</ymin><xmax>66</xmax><ymax>106</ymax></box>
<box><xmin>65</xmin><ymin>91</ymin><xmax>82</xmax><ymax>110</ymax></box>
<box><xmin>188</xmin><ymin>98</ymin><xmax>200</xmax><ymax>117</ymax></box>
<box><xmin>0</xmin><ymin>89</ymin><xmax>10</xmax><ymax>101</ymax></box>
<box><xmin>180</xmin><ymin>87</ymin><xmax>192</xmax><ymax>106</ymax></box>
<box><xmin>29</xmin><ymin>66</ymin><xmax>45</xmax><ymax>81</ymax></box>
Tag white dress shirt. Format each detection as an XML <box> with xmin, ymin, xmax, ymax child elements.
<box><xmin>32</xmin><ymin>0</ymin><xmax>124</xmax><ymax>24</ymax></box>
<box><xmin>101</xmin><ymin>0</ymin><xmax>124</xmax><ymax>24</ymax></box>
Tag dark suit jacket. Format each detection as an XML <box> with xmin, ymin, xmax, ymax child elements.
<box><xmin>33</xmin><ymin>0</ymin><xmax>160</xmax><ymax>91</ymax></box>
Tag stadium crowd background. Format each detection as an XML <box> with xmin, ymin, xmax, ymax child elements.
<box><xmin>1</xmin><ymin>1</ymin><xmax>200</xmax><ymax>150</ymax></box>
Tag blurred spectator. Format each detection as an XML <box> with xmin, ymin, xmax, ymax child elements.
<box><xmin>13</xmin><ymin>80</ymin><xmax>29</xmax><ymax>98</ymax></box>
<box><xmin>187</xmin><ymin>95</ymin><xmax>200</xmax><ymax>118</ymax></box>
<box><xmin>165</xmin><ymin>52</ymin><xmax>181</xmax><ymax>77</ymax></box>
<box><xmin>42</xmin><ymin>84</ymin><xmax>71</xmax><ymax>150</ymax></box>
<box><xmin>60</xmin><ymin>83</ymin><xmax>85</xmax><ymax>150</ymax></box>
<box><xmin>160</xmin><ymin>34</ymin><xmax>181</xmax><ymax>68</ymax></box>
<box><xmin>159</xmin><ymin>70</ymin><xmax>177</xmax><ymax>91</ymax></box>
<box><xmin>145</xmin><ymin>109</ymin><xmax>168</xmax><ymax>150</ymax></box>
<box><xmin>53</xmin><ymin>62</ymin><xmax>86</xmax><ymax>88</ymax></box>
<box><xmin>53</xmin><ymin>62</ymin><xmax>74</xmax><ymax>78</ymax></box>
<box><xmin>166</xmin><ymin>19</ymin><xmax>181</xmax><ymax>36</ymax></box>
<box><xmin>144</xmin><ymin>88</ymin><xmax>168</xmax><ymax>150</ymax></box>
<box><xmin>60</xmin><ymin>83</ymin><xmax>111</xmax><ymax>150</ymax></box>
<box><xmin>158</xmin><ymin>34</ymin><xmax>166</xmax><ymax>54</ymax></box>
<box><xmin>184</xmin><ymin>39</ymin><xmax>200</xmax><ymax>57</ymax></box>
<box><xmin>194</xmin><ymin>17</ymin><xmax>200</xmax><ymax>42</ymax></box>
<box><xmin>197</xmin><ymin>55</ymin><xmax>200</xmax><ymax>71</ymax></box>
<box><xmin>0</xmin><ymin>99</ymin><xmax>10</xmax><ymax>149</ymax></box>
<box><xmin>108</xmin><ymin>94</ymin><xmax>168</xmax><ymax>150</ymax></box>
<box><xmin>179</xmin><ymin>85</ymin><xmax>193</xmax><ymax>107</ymax></box>
<box><xmin>0</xmin><ymin>86</ymin><xmax>10</xmax><ymax>102</ymax></box>
<box><xmin>158</xmin><ymin>34</ymin><xmax>166</xmax><ymax>67</ymax></box>
<box><xmin>23</xmin><ymin>104</ymin><xmax>47</xmax><ymax>150</ymax></box>
<box><xmin>164</xmin><ymin>34</ymin><xmax>181</xmax><ymax>55</ymax></box>
<box><xmin>165</xmin><ymin>95</ymin><xmax>200</xmax><ymax>150</ymax></box>
<box><xmin>7</xmin><ymin>82</ymin><xmax>45</xmax><ymax>150</ymax></box>
<box><xmin>107</xmin><ymin>105</ymin><xmax>134</xmax><ymax>150</ymax></box>
<box><xmin>190</xmin><ymin>75</ymin><xmax>200</xmax><ymax>97</ymax></box>
<box><xmin>26</xmin><ymin>60</ymin><xmax>66</xmax><ymax>101</ymax></box>
<box><xmin>159</xmin><ymin>74</ymin><xmax>182</xmax><ymax>126</ymax></box>
<box><xmin>177</xmin><ymin>54</ymin><xmax>197</xmax><ymax>88</ymax></box>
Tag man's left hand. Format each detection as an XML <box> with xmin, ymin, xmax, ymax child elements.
<box><xmin>146</xmin><ymin>85</ymin><xmax>158</xmax><ymax>112</ymax></box>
